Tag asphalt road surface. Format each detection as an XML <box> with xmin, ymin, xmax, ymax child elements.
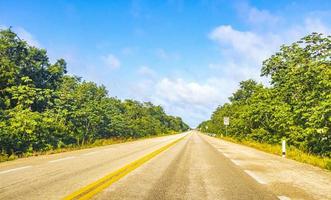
<box><xmin>93</xmin><ymin>132</ymin><xmax>277</xmax><ymax>200</ymax></box>
<box><xmin>1</xmin><ymin>131</ymin><xmax>330</xmax><ymax>200</ymax></box>
<box><xmin>0</xmin><ymin>133</ymin><xmax>186</xmax><ymax>200</ymax></box>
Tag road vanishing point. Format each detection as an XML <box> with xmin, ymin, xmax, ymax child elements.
<box><xmin>0</xmin><ymin>131</ymin><xmax>330</xmax><ymax>200</ymax></box>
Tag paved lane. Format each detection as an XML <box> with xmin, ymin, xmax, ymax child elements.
<box><xmin>0</xmin><ymin>133</ymin><xmax>187</xmax><ymax>200</ymax></box>
<box><xmin>201</xmin><ymin>133</ymin><xmax>331</xmax><ymax>200</ymax></box>
<box><xmin>3</xmin><ymin>131</ymin><xmax>329</xmax><ymax>199</ymax></box>
<box><xmin>94</xmin><ymin>132</ymin><xmax>277</xmax><ymax>200</ymax></box>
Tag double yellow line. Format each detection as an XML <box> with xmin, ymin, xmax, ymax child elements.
<box><xmin>63</xmin><ymin>136</ymin><xmax>185</xmax><ymax>200</ymax></box>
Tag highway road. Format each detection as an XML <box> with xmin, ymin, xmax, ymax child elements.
<box><xmin>0</xmin><ymin>133</ymin><xmax>186</xmax><ymax>199</ymax></box>
<box><xmin>94</xmin><ymin>132</ymin><xmax>276</xmax><ymax>200</ymax></box>
<box><xmin>1</xmin><ymin>131</ymin><xmax>330</xmax><ymax>200</ymax></box>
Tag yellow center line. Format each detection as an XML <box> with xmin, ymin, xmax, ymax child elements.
<box><xmin>63</xmin><ymin>135</ymin><xmax>186</xmax><ymax>200</ymax></box>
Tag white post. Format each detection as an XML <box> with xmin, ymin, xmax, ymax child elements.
<box><xmin>282</xmin><ymin>140</ymin><xmax>286</xmax><ymax>158</ymax></box>
<box><xmin>223</xmin><ymin>117</ymin><xmax>229</xmax><ymax>136</ymax></box>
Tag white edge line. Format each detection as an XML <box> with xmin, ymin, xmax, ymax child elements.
<box><xmin>49</xmin><ymin>156</ymin><xmax>75</xmax><ymax>163</ymax></box>
<box><xmin>278</xmin><ymin>195</ymin><xmax>291</xmax><ymax>200</ymax></box>
<box><xmin>244</xmin><ymin>170</ymin><xmax>267</xmax><ymax>184</ymax></box>
<box><xmin>0</xmin><ymin>166</ymin><xmax>32</xmax><ymax>175</ymax></box>
<box><xmin>223</xmin><ymin>153</ymin><xmax>230</xmax><ymax>158</ymax></box>
<box><xmin>230</xmin><ymin>159</ymin><xmax>241</xmax><ymax>166</ymax></box>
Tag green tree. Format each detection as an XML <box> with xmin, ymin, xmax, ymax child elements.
<box><xmin>200</xmin><ymin>32</ymin><xmax>331</xmax><ymax>157</ymax></box>
<box><xmin>0</xmin><ymin>28</ymin><xmax>189</xmax><ymax>158</ymax></box>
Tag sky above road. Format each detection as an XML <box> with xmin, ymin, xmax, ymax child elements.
<box><xmin>1</xmin><ymin>0</ymin><xmax>331</xmax><ymax>127</ymax></box>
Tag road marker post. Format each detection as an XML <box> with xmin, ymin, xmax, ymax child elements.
<box><xmin>223</xmin><ymin>117</ymin><xmax>229</xmax><ymax>136</ymax></box>
<box><xmin>282</xmin><ymin>140</ymin><xmax>286</xmax><ymax>158</ymax></box>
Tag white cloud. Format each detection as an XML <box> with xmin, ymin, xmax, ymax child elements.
<box><xmin>154</xmin><ymin>78</ymin><xmax>221</xmax><ymax>105</ymax></box>
<box><xmin>209</xmin><ymin>25</ymin><xmax>280</xmax><ymax>64</ymax></box>
<box><xmin>151</xmin><ymin>77</ymin><xmax>239</xmax><ymax>127</ymax></box>
<box><xmin>304</xmin><ymin>18</ymin><xmax>331</xmax><ymax>35</ymax></box>
<box><xmin>124</xmin><ymin>10</ymin><xmax>330</xmax><ymax>128</ymax></box>
<box><xmin>236</xmin><ymin>3</ymin><xmax>279</xmax><ymax>26</ymax></box>
<box><xmin>247</xmin><ymin>7</ymin><xmax>279</xmax><ymax>25</ymax></box>
<box><xmin>127</xmin><ymin>77</ymin><xmax>237</xmax><ymax>127</ymax></box>
<box><xmin>130</xmin><ymin>79</ymin><xmax>155</xmax><ymax>100</ymax></box>
<box><xmin>132</xmin><ymin>78</ymin><xmax>223</xmax><ymax>104</ymax></box>
<box><xmin>130</xmin><ymin>17</ymin><xmax>330</xmax><ymax>127</ymax></box>
<box><xmin>102</xmin><ymin>54</ymin><xmax>121</xmax><ymax>69</ymax></box>
<box><xmin>0</xmin><ymin>26</ymin><xmax>41</xmax><ymax>47</ymax></box>
<box><xmin>138</xmin><ymin>66</ymin><xmax>156</xmax><ymax>77</ymax></box>
<box><xmin>200</xmin><ymin>16</ymin><xmax>330</xmax><ymax>127</ymax></box>
<box><xmin>209</xmin><ymin>61</ymin><xmax>265</xmax><ymax>83</ymax></box>
<box><xmin>15</xmin><ymin>27</ymin><xmax>41</xmax><ymax>48</ymax></box>
<box><xmin>208</xmin><ymin>16</ymin><xmax>330</xmax><ymax>82</ymax></box>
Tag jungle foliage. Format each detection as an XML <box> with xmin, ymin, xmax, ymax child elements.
<box><xmin>0</xmin><ymin>29</ymin><xmax>189</xmax><ymax>158</ymax></box>
<box><xmin>199</xmin><ymin>33</ymin><xmax>331</xmax><ymax>157</ymax></box>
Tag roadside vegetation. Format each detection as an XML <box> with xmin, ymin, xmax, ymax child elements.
<box><xmin>0</xmin><ymin>133</ymin><xmax>175</xmax><ymax>162</ymax></box>
<box><xmin>199</xmin><ymin>33</ymin><xmax>331</xmax><ymax>170</ymax></box>
<box><xmin>0</xmin><ymin>29</ymin><xmax>189</xmax><ymax>162</ymax></box>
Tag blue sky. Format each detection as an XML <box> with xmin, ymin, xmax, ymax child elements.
<box><xmin>1</xmin><ymin>0</ymin><xmax>331</xmax><ymax>127</ymax></box>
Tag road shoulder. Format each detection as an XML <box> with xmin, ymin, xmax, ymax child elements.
<box><xmin>201</xmin><ymin>133</ymin><xmax>331</xmax><ymax>200</ymax></box>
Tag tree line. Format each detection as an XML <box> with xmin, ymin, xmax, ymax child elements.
<box><xmin>199</xmin><ymin>33</ymin><xmax>331</xmax><ymax>157</ymax></box>
<box><xmin>0</xmin><ymin>29</ymin><xmax>189</xmax><ymax>157</ymax></box>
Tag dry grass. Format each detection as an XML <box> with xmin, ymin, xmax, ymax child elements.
<box><xmin>213</xmin><ymin>135</ymin><xmax>331</xmax><ymax>171</ymax></box>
